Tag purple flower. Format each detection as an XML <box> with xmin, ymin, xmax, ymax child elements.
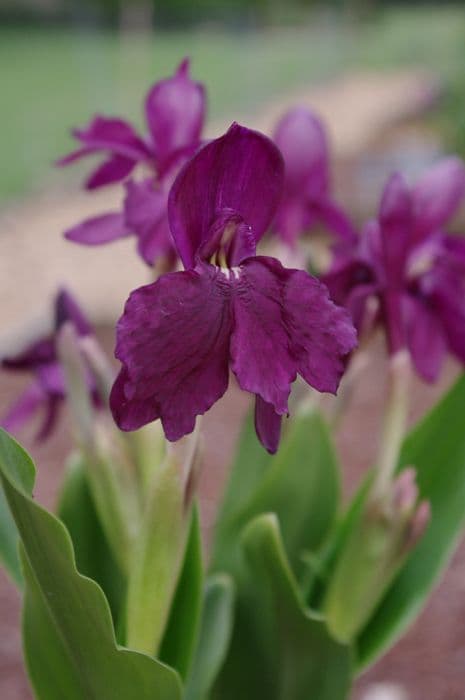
<box><xmin>272</xmin><ymin>107</ymin><xmax>357</xmax><ymax>248</ymax></box>
<box><xmin>1</xmin><ymin>290</ymin><xmax>97</xmax><ymax>441</ymax></box>
<box><xmin>58</xmin><ymin>59</ymin><xmax>206</xmax><ymax>267</ymax></box>
<box><xmin>110</xmin><ymin>124</ymin><xmax>356</xmax><ymax>453</ymax></box>
<box><xmin>323</xmin><ymin>157</ymin><xmax>465</xmax><ymax>381</ymax></box>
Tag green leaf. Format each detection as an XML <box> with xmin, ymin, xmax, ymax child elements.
<box><xmin>184</xmin><ymin>574</ymin><xmax>235</xmax><ymax>700</ymax></box>
<box><xmin>0</xmin><ymin>479</ymin><xmax>22</xmax><ymax>585</ymax></box>
<box><xmin>0</xmin><ymin>428</ymin><xmax>182</xmax><ymax>700</ymax></box>
<box><xmin>211</xmin><ymin>407</ymin><xmax>340</xmax><ymax>579</ymax></box>
<box><xmin>57</xmin><ymin>455</ymin><xmax>126</xmax><ymax>631</ymax></box>
<box><xmin>160</xmin><ymin>505</ymin><xmax>203</xmax><ymax>680</ymax></box>
<box><xmin>213</xmin><ymin>514</ymin><xmax>351</xmax><ymax>700</ymax></box>
<box><xmin>356</xmin><ymin>373</ymin><xmax>465</xmax><ymax>669</ymax></box>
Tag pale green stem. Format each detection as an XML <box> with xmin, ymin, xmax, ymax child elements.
<box><xmin>126</xmin><ymin>420</ymin><xmax>202</xmax><ymax>656</ymax></box>
<box><xmin>371</xmin><ymin>349</ymin><xmax>411</xmax><ymax>502</ymax></box>
<box><xmin>56</xmin><ymin>323</ymin><xmax>134</xmax><ymax>573</ymax></box>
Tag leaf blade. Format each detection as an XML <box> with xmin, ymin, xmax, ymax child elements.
<box><xmin>0</xmin><ymin>428</ymin><xmax>182</xmax><ymax>700</ymax></box>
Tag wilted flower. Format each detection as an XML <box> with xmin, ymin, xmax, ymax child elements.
<box><xmin>1</xmin><ymin>290</ymin><xmax>99</xmax><ymax>440</ymax></box>
<box><xmin>324</xmin><ymin>157</ymin><xmax>465</xmax><ymax>381</ymax></box>
<box><xmin>110</xmin><ymin>123</ymin><xmax>356</xmax><ymax>453</ymax></box>
<box><xmin>272</xmin><ymin>107</ymin><xmax>357</xmax><ymax>248</ymax></box>
<box><xmin>58</xmin><ymin>59</ymin><xmax>206</xmax><ymax>267</ymax></box>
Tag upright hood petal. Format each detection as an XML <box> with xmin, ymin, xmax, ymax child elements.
<box><xmin>273</xmin><ymin>107</ymin><xmax>329</xmax><ymax>194</ymax></box>
<box><xmin>412</xmin><ymin>156</ymin><xmax>465</xmax><ymax>240</ymax></box>
<box><xmin>145</xmin><ymin>58</ymin><xmax>206</xmax><ymax>169</ymax></box>
<box><xmin>168</xmin><ymin>123</ymin><xmax>284</xmax><ymax>269</ymax></box>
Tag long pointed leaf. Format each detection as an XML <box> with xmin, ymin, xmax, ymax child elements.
<box><xmin>214</xmin><ymin>514</ymin><xmax>351</xmax><ymax>700</ymax></box>
<box><xmin>212</xmin><ymin>407</ymin><xmax>340</xmax><ymax>579</ymax></box>
<box><xmin>160</xmin><ymin>506</ymin><xmax>203</xmax><ymax>680</ymax></box>
<box><xmin>184</xmin><ymin>574</ymin><xmax>235</xmax><ymax>700</ymax></box>
<box><xmin>0</xmin><ymin>428</ymin><xmax>182</xmax><ymax>700</ymax></box>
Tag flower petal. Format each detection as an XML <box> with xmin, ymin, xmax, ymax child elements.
<box><xmin>412</xmin><ymin>157</ymin><xmax>465</xmax><ymax>240</ymax></box>
<box><xmin>111</xmin><ymin>265</ymin><xmax>232</xmax><ymax>439</ymax></box>
<box><xmin>323</xmin><ymin>259</ymin><xmax>378</xmax><ymax>331</ymax></box>
<box><xmin>281</xmin><ymin>262</ymin><xmax>357</xmax><ymax>393</ymax></box>
<box><xmin>1</xmin><ymin>383</ymin><xmax>46</xmax><ymax>435</ymax></box>
<box><xmin>69</xmin><ymin>115</ymin><xmax>150</xmax><ymax>161</ymax></box>
<box><xmin>403</xmin><ymin>294</ymin><xmax>446</xmax><ymax>382</ymax></box>
<box><xmin>2</xmin><ymin>338</ymin><xmax>55</xmax><ymax>371</ymax></box>
<box><xmin>55</xmin><ymin>289</ymin><xmax>93</xmax><ymax>336</ymax></box>
<box><xmin>379</xmin><ymin>173</ymin><xmax>413</xmax><ymax>285</ymax></box>
<box><xmin>124</xmin><ymin>179</ymin><xmax>174</xmax><ymax>266</ymax></box>
<box><xmin>273</xmin><ymin>197</ymin><xmax>310</xmax><ymax>247</ymax></box>
<box><xmin>144</xmin><ymin>58</ymin><xmax>206</xmax><ymax>170</ymax></box>
<box><xmin>168</xmin><ymin>123</ymin><xmax>284</xmax><ymax>269</ymax></box>
<box><xmin>273</xmin><ymin>107</ymin><xmax>329</xmax><ymax>194</ymax></box>
<box><xmin>313</xmin><ymin>196</ymin><xmax>358</xmax><ymax>243</ymax></box>
<box><xmin>230</xmin><ymin>260</ymin><xmax>297</xmax><ymax>414</ymax></box>
<box><xmin>85</xmin><ymin>153</ymin><xmax>136</xmax><ymax>190</ymax></box>
<box><xmin>231</xmin><ymin>256</ymin><xmax>356</xmax><ymax>411</ymax></box>
<box><xmin>64</xmin><ymin>212</ymin><xmax>129</xmax><ymax>245</ymax></box>
<box><xmin>35</xmin><ymin>395</ymin><xmax>61</xmax><ymax>442</ymax></box>
<box><xmin>254</xmin><ymin>396</ymin><xmax>282</xmax><ymax>454</ymax></box>
<box><xmin>110</xmin><ymin>367</ymin><xmax>160</xmax><ymax>431</ymax></box>
<box><xmin>428</xmin><ymin>267</ymin><xmax>465</xmax><ymax>364</ymax></box>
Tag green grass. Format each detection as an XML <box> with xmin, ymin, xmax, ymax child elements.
<box><xmin>1</xmin><ymin>5</ymin><xmax>464</xmax><ymax>201</ymax></box>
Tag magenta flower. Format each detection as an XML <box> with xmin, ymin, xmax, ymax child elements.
<box><xmin>58</xmin><ymin>59</ymin><xmax>206</xmax><ymax>267</ymax></box>
<box><xmin>110</xmin><ymin>124</ymin><xmax>356</xmax><ymax>453</ymax></box>
<box><xmin>1</xmin><ymin>290</ymin><xmax>98</xmax><ymax>440</ymax></box>
<box><xmin>272</xmin><ymin>107</ymin><xmax>357</xmax><ymax>248</ymax></box>
<box><xmin>324</xmin><ymin>157</ymin><xmax>465</xmax><ymax>381</ymax></box>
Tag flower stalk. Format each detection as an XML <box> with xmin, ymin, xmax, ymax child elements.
<box><xmin>125</xmin><ymin>420</ymin><xmax>202</xmax><ymax>656</ymax></box>
<box><xmin>56</xmin><ymin>322</ymin><xmax>137</xmax><ymax>573</ymax></box>
<box><xmin>371</xmin><ymin>349</ymin><xmax>411</xmax><ymax>502</ymax></box>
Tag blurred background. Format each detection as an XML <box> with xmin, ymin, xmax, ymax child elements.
<box><xmin>1</xmin><ymin>1</ymin><xmax>465</xmax><ymax>699</ymax></box>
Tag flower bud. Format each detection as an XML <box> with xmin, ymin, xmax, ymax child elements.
<box><xmin>323</xmin><ymin>467</ymin><xmax>430</xmax><ymax>643</ymax></box>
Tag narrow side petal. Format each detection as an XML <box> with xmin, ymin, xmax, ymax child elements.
<box><xmin>379</xmin><ymin>172</ymin><xmax>413</xmax><ymax>286</ymax></box>
<box><xmin>429</xmin><ymin>268</ymin><xmax>465</xmax><ymax>365</ymax></box>
<box><xmin>124</xmin><ymin>179</ymin><xmax>173</xmax><ymax>266</ymax></box>
<box><xmin>35</xmin><ymin>395</ymin><xmax>61</xmax><ymax>442</ymax></box>
<box><xmin>55</xmin><ymin>289</ymin><xmax>93</xmax><ymax>337</ymax></box>
<box><xmin>403</xmin><ymin>294</ymin><xmax>446</xmax><ymax>382</ymax></box>
<box><xmin>2</xmin><ymin>338</ymin><xmax>55</xmax><ymax>371</ymax></box>
<box><xmin>313</xmin><ymin>196</ymin><xmax>358</xmax><ymax>243</ymax></box>
<box><xmin>412</xmin><ymin>157</ymin><xmax>465</xmax><ymax>240</ymax></box>
<box><xmin>168</xmin><ymin>123</ymin><xmax>284</xmax><ymax>269</ymax></box>
<box><xmin>145</xmin><ymin>58</ymin><xmax>206</xmax><ymax>168</ymax></box>
<box><xmin>254</xmin><ymin>396</ymin><xmax>282</xmax><ymax>454</ymax></box>
<box><xmin>323</xmin><ymin>259</ymin><xmax>378</xmax><ymax>332</ymax></box>
<box><xmin>85</xmin><ymin>153</ymin><xmax>136</xmax><ymax>190</ymax></box>
<box><xmin>1</xmin><ymin>383</ymin><xmax>46</xmax><ymax>434</ymax></box>
<box><xmin>273</xmin><ymin>197</ymin><xmax>310</xmax><ymax>248</ymax></box>
<box><xmin>64</xmin><ymin>213</ymin><xmax>129</xmax><ymax>245</ymax></box>
<box><xmin>71</xmin><ymin>115</ymin><xmax>150</xmax><ymax>161</ymax></box>
<box><xmin>112</xmin><ymin>266</ymin><xmax>232</xmax><ymax>439</ymax></box>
